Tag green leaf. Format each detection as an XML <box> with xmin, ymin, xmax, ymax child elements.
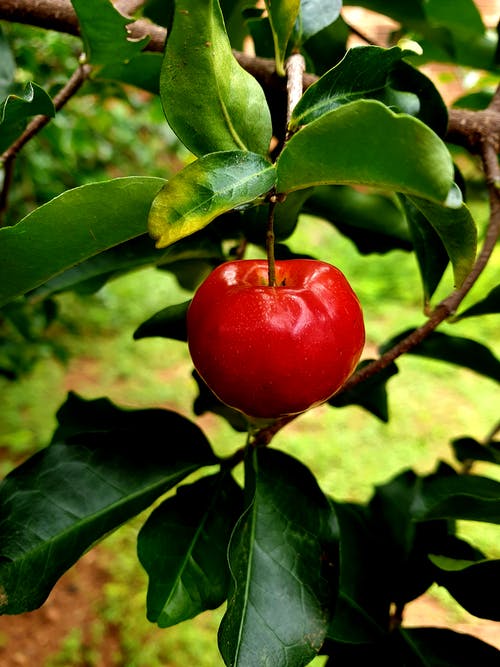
<box><xmin>400</xmin><ymin>196</ymin><xmax>449</xmax><ymax>305</ymax></box>
<box><xmin>148</xmin><ymin>151</ymin><xmax>275</xmax><ymax>248</ymax></box>
<box><xmin>0</xmin><ymin>393</ymin><xmax>217</xmax><ymax>615</ymax></box>
<box><xmin>329</xmin><ymin>360</ymin><xmax>399</xmax><ymax>422</ymax></box>
<box><xmin>29</xmin><ymin>234</ymin><xmax>222</xmax><ymax>301</ymax></box>
<box><xmin>134</xmin><ymin>300</ymin><xmax>190</xmax><ymax>342</ymax></box>
<box><xmin>368</xmin><ymin>470</ymin><xmax>458</xmax><ymax>607</ymax></box>
<box><xmin>160</xmin><ymin>0</ymin><xmax>272</xmax><ymax>156</ymax></box>
<box><xmin>219</xmin><ymin>448</ymin><xmax>335</xmax><ymax>666</ymax></box>
<box><xmin>380</xmin><ymin>330</ymin><xmax>500</xmax><ymax>384</ymax></box>
<box><xmin>277</xmin><ymin>100</ymin><xmax>455</xmax><ymax>204</ymax></box>
<box><xmin>407</xmin><ymin>193</ymin><xmax>477</xmax><ymax>290</ymax></box>
<box><xmin>291</xmin><ymin>0</ymin><xmax>342</xmax><ymax>49</ymax></box>
<box><xmin>328</xmin><ymin>502</ymin><xmax>388</xmax><ymax>643</ymax></box>
<box><xmin>305</xmin><ymin>186</ymin><xmax>412</xmax><ymax>255</ymax></box>
<box><xmin>290</xmin><ymin>46</ymin><xmax>447</xmax><ymax>135</ymax></box>
<box><xmin>412</xmin><ymin>469</ymin><xmax>500</xmax><ymax>524</ymax></box>
<box><xmin>0</xmin><ymin>177</ymin><xmax>165</xmax><ymax>307</ymax></box>
<box><xmin>455</xmin><ymin>285</ymin><xmax>500</xmax><ymax>320</ymax></box>
<box><xmin>0</xmin><ymin>82</ymin><xmax>54</xmax><ymax>153</ymax></box>
<box><xmin>302</xmin><ymin>15</ymin><xmax>349</xmax><ymax>77</ymax></box>
<box><xmin>398</xmin><ymin>627</ymin><xmax>500</xmax><ymax>665</ymax></box>
<box><xmin>387</xmin><ymin>60</ymin><xmax>448</xmax><ymax>137</ymax></box>
<box><xmin>98</xmin><ymin>53</ymin><xmax>163</xmax><ymax>94</ymax></box>
<box><xmin>138</xmin><ymin>472</ymin><xmax>243</xmax><ymax>627</ymax></box>
<box><xmin>452</xmin><ymin>437</ymin><xmax>500</xmax><ymax>466</ymax></box>
<box><xmin>290</xmin><ymin>46</ymin><xmax>407</xmax><ymax>129</ymax></box>
<box><xmin>429</xmin><ymin>556</ymin><xmax>500</xmax><ymax>620</ymax></box>
<box><xmin>70</xmin><ymin>0</ymin><xmax>148</xmax><ymax>65</ymax></box>
<box><xmin>263</xmin><ymin>0</ymin><xmax>301</xmax><ymax>76</ymax></box>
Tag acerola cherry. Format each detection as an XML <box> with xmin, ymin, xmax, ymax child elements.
<box><xmin>187</xmin><ymin>259</ymin><xmax>365</xmax><ymax>420</ymax></box>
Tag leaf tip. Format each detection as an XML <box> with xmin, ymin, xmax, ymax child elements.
<box><xmin>444</xmin><ymin>183</ymin><xmax>463</xmax><ymax>209</ymax></box>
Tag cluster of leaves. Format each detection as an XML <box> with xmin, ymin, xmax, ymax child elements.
<box><xmin>0</xmin><ymin>0</ymin><xmax>499</xmax><ymax>665</ymax></box>
<box><xmin>1</xmin><ymin>393</ymin><xmax>499</xmax><ymax>665</ymax></box>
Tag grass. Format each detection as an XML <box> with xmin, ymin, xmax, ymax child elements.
<box><xmin>0</xmin><ymin>212</ymin><xmax>498</xmax><ymax>665</ymax></box>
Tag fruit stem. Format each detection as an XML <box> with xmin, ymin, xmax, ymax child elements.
<box><xmin>266</xmin><ymin>195</ymin><xmax>278</xmax><ymax>287</ymax></box>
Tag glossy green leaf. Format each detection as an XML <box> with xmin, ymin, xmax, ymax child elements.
<box><xmin>277</xmin><ymin>100</ymin><xmax>455</xmax><ymax>204</ymax></box>
<box><xmin>138</xmin><ymin>473</ymin><xmax>243</xmax><ymax>627</ymax></box>
<box><xmin>161</xmin><ymin>0</ymin><xmax>272</xmax><ymax>156</ymax></box>
<box><xmin>455</xmin><ymin>285</ymin><xmax>500</xmax><ymax>320</ymax></box>
<box><xmin>400</xmin><ymin>196</ymin><xmax>449</xmax><ymax>304</ymax></box>
<box><xmin>0</xmin><ymin>393</ymin><xmax>217</xmax><ymax>615</ymax></box>
<box><xmin>305</xmin><ymin>186</ymin><xmax>412</xmax><ymax>255</ymax></box>
<box><xmin>219</xmin><ymin>448</ymin><xmax>335</xmax><ymax>666</ymax></box>
<box><xmin>329</xmin><ymin>360</ymin><xmax>399</xmax><ymax>422</ymax></box>
<box><xmin>290</xmin><ymin>46</ymin><xmax>406</xmax><ymax>129</ymax></box>
<box><xmin>380</xmin><ymin>330</ymin><xmax>500</xmax><ymax>384</ymax></box>
<box><xmin>148</xmin><ymin>152</ymin><xmax>275</xmax><ymax>248</ymax></box>
<box><xmin>328</xmin><ymin>502</ymin><xmax>388</xmax><ymax>643</ymax></box>
<box><xmin>429</xmin><ymin>556</ymin><xmax>500</xmax><ymax>620</ymax></box>
<box><xmin>366</xmin><ymin>470</ymin><xmax>477</xmax><ymax>608</ymax></box>
<box><xmin>28</xmin><ymin>234</ymin><xmax>222</xmax><ymax>301</ymax></box>
<box><xmin>0</xmin><ymin>82</ymin><xmax>54</xmax><ymax>153</ymax></box>
<box><xmin>134</xmin><ymin>300</ymin><xmax>190</xmax><ymax>342</ymax></box>
<box><xmin>98</xmin><ymin>53</ymin><xmax>163</xmax><ymax>94</ymax></box>
<box><xmin>290</xmin><ymin>46</ymin><xmax>447</xmax><ymax>135</ymax></box>
<box><xmin>407</xmin><ymin>193</ymin><xmax>477</xmax><ymax>290</ymax></box>
<box><xmin>387</xmin><ymin>60</ymin><xmax>448</xmax><ymax>137</ymax></box>
<box><xmin>0</xmin><ymin>177</ymin><xmax>165</xmax><ymax>307</ymax></box>
<box><xmin>263</xmin><ymin>0</ymin><xmax>301</xmax><ymax>76</ymax></box>
<box><xmin>412</xmin><ymin>470</ymin><xmax>500</xmax><ymax>524</ymax></box>
<box><xmin>291</xmin><ymin>0</ymin><xmax>342</xmax><ymax>49</ymax></box>
<box><xmin>452</xmin><ymin>437</ymin><xmax>500</xmax><ymax>466</ymax></box>
<box><xmin>70</xmin><ymin>0</ymin><xmax>148</xmax><ymax>65</ymax></box>
<box><xmin>397</xmin><ymin>627</ymin><xmax>500</xmax><ymax>665</ymax></box>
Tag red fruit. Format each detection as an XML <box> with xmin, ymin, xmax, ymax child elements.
<box><xmin>187</xmin><ymin>259</ymin><xmax>365</xmax><ymax>420</ymax></box>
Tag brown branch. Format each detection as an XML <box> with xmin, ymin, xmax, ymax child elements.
<box><xmin>0</xmin><ymin>0</ymin><xmax>167</xmax><ymax>51</ymax></box>
<box><xmin>0</xmin><ymin>0</ymin><xmax>80</xmax><ymax>35</ymax></box>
